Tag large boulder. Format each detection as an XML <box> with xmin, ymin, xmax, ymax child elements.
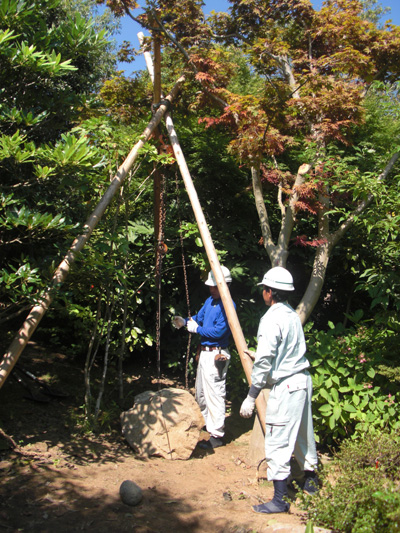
<box><xmin>121</xmin><ymin>387</ymin><xmax>203</xmax><ymax>460</ymax></box>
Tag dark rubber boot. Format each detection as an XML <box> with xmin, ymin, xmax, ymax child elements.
<box><xmin>303</xmin><ymin>470</ymin><xmax>320</xmax><ymax>495</ymax></box>
<box><xmin>252</xmin><ymin>479</ymin><xmax>290</xmax><ymax>514</ymax></box>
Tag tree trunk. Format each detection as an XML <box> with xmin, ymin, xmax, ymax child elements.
<box><xmin>84</xmin><ymin>296</ymin><xmax>102</xmax><ymax>418</ymax></box>
<box><xmin>296</xmin><ymin>241</ymin><xmax>331</xmax><ymax>324</ymax></box>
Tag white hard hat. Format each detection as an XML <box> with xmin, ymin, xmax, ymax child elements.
<box><xmin>258</xmin><ymin>266</ymin><xmax>294</xmax><ymax>291</ymax></box>
<box><xmin>205</xmin><ymin>266</ymin><xmax>232</xmax><ymax>286</ymax></box>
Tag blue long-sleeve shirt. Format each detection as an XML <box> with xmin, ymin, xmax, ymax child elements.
<box><xmin>187</xmin><ymin>296</ymin><xmax>235</xmax><ymax>348</ymax></box>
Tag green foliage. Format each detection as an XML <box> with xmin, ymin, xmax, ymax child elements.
<box><xmin>225</xmin><ymin>46</ymin><xmax>264</xmax><ymax>97</ymax></box>
<box><xmin>0</xmin><ymin>0</ymin><xmax>120</xmax><ymax>344</ymax></box>
<box><xmin>360</xmin><ymin>0</ymin><xmax>391</xmax><ymax>26</ymax></box>
<box><xmin>299</xmin><ymin>430</ymin><xmax>400</xmax><ymax>532</ymax></box>
<box><xmin>350</xmin><ymin>80</ymin><xmax>400</xmax><ymax>320</ymax></box>
<box><xmin>307</xmin><ymin>321</ymin><xmax>400</xmax><ymax>446</ymax></box>
<box><xmin>226</xmin><ymin>347</ymin><xmax>249</xmax><ymax>404</ymax></box>
<box><xmin>0</xmin><ymin>190</ymin><xmax>79</xmax><ymax>323</ymax></box>
<box><xmin>61</xmin><ymin>213</ymin><xmax>158</xmax><ymax>356</ymax></box>
<box><xmin>0</xmin><ymin>0</ymin><xmax>112</xmax><ymax>143</ymax></box>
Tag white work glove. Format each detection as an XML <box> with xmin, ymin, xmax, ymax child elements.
<box><xmin>187</xmin><ymin>319</ymin><xmax>199</xmax><ymax>334</ymax></box>
<box><xmin>173</xmin><ymin>316</ymin><xmax>185</xmax><ymax>329</ymax></box>
<box><xmin>240</xmin><ymin>395</ymin><xmax>256</xmax><ymax>418</ymax></box>
<box><xmin>244</xmin><ymin>349</ymin><xmax>256</xmax><ymax>361</ymax></box>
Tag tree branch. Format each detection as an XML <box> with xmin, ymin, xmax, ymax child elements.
<box><xmin>296</xmin><ymin>241</ymin><xmax>331</xmax><ymax>325</ymax></box>
<box><xmin>278</xmin><ymin>163</ymin><xmax>311</xmax><ymax>253</ymax></box>
<box><xmin>251</xmin><ymin>165</ymin><xmax>277</xmax><ymax>261</ymax></box>
<box><xmin>297</xmin><ymin>152</ymin><xmax>400</xmax><ymax>324</ymax></box>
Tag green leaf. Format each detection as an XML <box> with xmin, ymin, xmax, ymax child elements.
<box><xmin>337</xmin><ymin>366</ymin><xmax>349</xmax><ymax>376</ymax></box>
<box><xmin>0</xmin><ymin>28</ymin><xmax>16</xmax><ymax>46</ymax></box>
<box><xmin>305</xmin><ymin>521</ymin><xmax>314</xmax><ymax>533</ymax></box>
<box><xmin>376</xmin><ymin>400</ymin><xmax>385</xmax><ymax>411</ymax></box>
<box><xmin>331</xmin><ymin>388</ymin><xmax>339</xmax><ymax>403</ymax></box>
<box><xmin>343</xmin><ymin>403</ymin><xmax>358</xmax><ymax>413</ymax></box>
<box><xmin>318</xmin><ymin>404</ymin><xmax>333</xmax><ymax>414</ymax></box>
<box><xmin>333</xmin><ymin>404</ymin><xmax>342</xmax><ymax>420</ymax></box>
<box><xmin>319</xmin><ymin>388</ymin><xmax>331</xmax><ymax>401</ymax></box>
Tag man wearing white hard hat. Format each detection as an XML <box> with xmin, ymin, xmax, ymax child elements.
<box><xmin>240</xmin><ymin>266</ymin><xmax>319</xmax><ymax>513</ymax></box>
<box><xmin>173</xmin><ymin>266</ymin><xmax>235</xmax><ymax>449</ymax></box>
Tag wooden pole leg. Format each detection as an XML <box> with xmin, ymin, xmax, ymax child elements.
<box><xmin>247</xmin><ymin>387</ymin><xmax>271</xmax><ymax>466</ymax></box>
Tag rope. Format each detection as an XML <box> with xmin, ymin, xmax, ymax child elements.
<box><xmin>150</xmin><ymin>392</ymin><xmax>173</xmax><ymax>458</ymax></box>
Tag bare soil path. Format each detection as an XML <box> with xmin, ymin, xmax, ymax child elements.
<box><xmin>0</xmin><ymin>344</ymin><xmax>327</xmax><ymax>533</ymax></box>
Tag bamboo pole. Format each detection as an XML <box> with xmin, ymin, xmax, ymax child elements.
<box><xmin>153</xmin><ymin>34</ymin><xmax>162</xmax><ymax>107</ymax></box>
<box><xmin>0</xmin><ymin>78</ymin><xmax>185</xmax><ymax>389</ymax></box>
<box><xmin>152</xmin><ymin>29</ymin><xmax>162</xmax><ymax>243</ymax></box>
<box><xmin>138</xmin><ymin>33</ymin><xmax>266</xmax><ymax>433</ymax></box>
<box><xmin>164</xmin><ymin>113</ymin><xmax>266</xmax><ymax>430</ymax></box>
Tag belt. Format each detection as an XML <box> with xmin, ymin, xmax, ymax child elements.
<box><xmin>201</xmin><ymin>346</ymin><xmax>222</xmax><ymax>352</ymax></box>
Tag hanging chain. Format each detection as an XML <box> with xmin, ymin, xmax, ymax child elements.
<box><xmin>155</xmin><ymin>173</ymin><xmax>166</xmax><ymax>388</ymax></box>
<box><xmin>174</xmin><ymin>171</ymin><xmax>192</xmax><ymax>389</ymax></box>
<box><xmin>154</xmin><ymin>170</ymin><xmax>173</xmax><ymax>455</ymax></box>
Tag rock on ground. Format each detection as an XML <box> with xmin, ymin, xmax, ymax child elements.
<box><xmin>121</xmin><ymin>387</ymin><xmax>203</xmax><ymax>460</ymax></box>
<box><xmin>119</xmin><ymin>479</ymin><xmax>143</xmax><ymax>506</ymax></box>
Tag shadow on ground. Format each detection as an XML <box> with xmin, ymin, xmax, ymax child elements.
<box><xmin>0</xmin><ymin>343</ymin><xmax>258</xmax><ymax>533</ymax></box>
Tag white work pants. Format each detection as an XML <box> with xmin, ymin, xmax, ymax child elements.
<box><xmin>264</xmin><ymin>371</ymin><xmax>318</xmax><ymax>480</ymax></box>
<box><xmin>195</xmin><ymin>348</ymin><xmax>230</xmax><ymax>438</ymax></box>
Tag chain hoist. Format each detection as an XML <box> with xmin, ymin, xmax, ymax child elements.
<box><xmin>155</xmin><ymin>173</ymin><xmax>167</xmax><ymax>387</ymax></box>
<box><xmin>174</xmin><ymin>171</ymin><xmax>192</xmax><ymax>389</ymax></box>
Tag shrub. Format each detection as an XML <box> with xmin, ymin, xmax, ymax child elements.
<box><xmin>306</xmin><ymin>321</ymin><xmax>400</xmax><ymax>446</ymax></box>
<box><xmin>299</xmin><ymin>430</ymin><xmax>400</xmax><ymax>532</ymax></box>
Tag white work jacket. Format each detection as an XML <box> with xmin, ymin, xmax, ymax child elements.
<box><xmin>252</xmin><ymin>302</ymin><xmax>309</xmax><ymax>388</ymax></box>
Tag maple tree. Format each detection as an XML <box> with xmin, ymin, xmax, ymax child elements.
<box><xmin>97</xmin><ymin>0</ymin><xmax>400</xmax><ymax>324</ymax></box>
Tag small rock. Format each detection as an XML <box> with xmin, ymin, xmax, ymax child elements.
<box><xmin>119</xmin><ymin>480</ymin><xmax>143</xmax><ymax>506</ymax></box>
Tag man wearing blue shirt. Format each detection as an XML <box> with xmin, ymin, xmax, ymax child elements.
<box><xmin>174</xmin><ymin>266</ymin><xmax>235</xmax><ymax>449</ymax></box>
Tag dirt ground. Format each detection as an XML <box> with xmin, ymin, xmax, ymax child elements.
<box><xmin>0</xmin><ymin>343</ymin><xmax>329</xmax><ymax>533</ymax></box>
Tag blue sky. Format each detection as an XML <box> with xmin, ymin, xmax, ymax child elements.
<box><xmin>111</xmin><ymin>0</ymin><xmax>400</xmax><ymax>76</ymax></box>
